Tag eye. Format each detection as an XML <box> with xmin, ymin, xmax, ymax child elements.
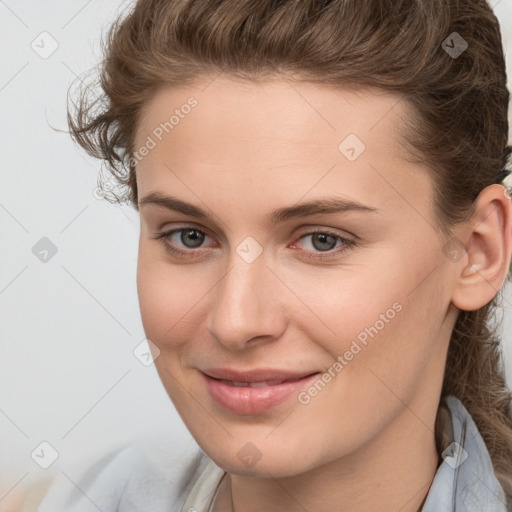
<box><xmin>152</xmin><ymin>226</ymin><xmax>356</xmax><ymax>261</ymax></box>
<box><xmin>291</xmin><ymin>229</ymin><xmax>356</xmax><ymax>260</ymax></box>
<box><xmin>152</xmin><ymin>227</ymin><xmax>214</xmax><ymax>257</ymax></box>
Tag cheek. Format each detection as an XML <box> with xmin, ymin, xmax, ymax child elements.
<box><xmin>282</xmin><ymin>265</ymin><xmax>405</xmax><ymax>354</ymax></box>
<box><xmin>287</xmin><ymin>290</ymin><xmax>438</xmax><ymax>459</ymax></box>
<box><xmin>136</xmin><ymin>248</ymin><xmax>200</xmax><ymax>348</ymax></box>
<box><xmin>286</xmin><ymin>261</ymin><xmax>438</xmax><ymax>397</ymax></box>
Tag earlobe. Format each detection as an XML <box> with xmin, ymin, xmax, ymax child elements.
<box><xmin>450</xmin><ymin>184</ymin><xmax>512</xmax><ymax>312</ymax></box>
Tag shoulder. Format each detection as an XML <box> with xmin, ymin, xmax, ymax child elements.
<box><xmin>36</xmin><ymin>433</ymin><xmax>208</xmax><ymax>512</ymax></box>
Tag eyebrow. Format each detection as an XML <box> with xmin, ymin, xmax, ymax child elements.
<box><xmin>139</xmin><ymin>191</ymin><xmax>379</xmax><ymax>228</ymax></box>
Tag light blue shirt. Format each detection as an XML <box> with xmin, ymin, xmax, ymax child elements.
<box><xmin>36</xmin><ymin>395</ymin><xmax>508</xmax><ymax>511</ymax></box>
<box><xmin>421</xmin><ymin>396</ymin><xmax>507</xmax><ymax>511</ymax></box>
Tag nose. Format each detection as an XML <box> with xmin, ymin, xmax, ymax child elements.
<box><xmin>207</xmin><ymin>248</ymin><xmax>286</xmax><ymax>351</ymax></box>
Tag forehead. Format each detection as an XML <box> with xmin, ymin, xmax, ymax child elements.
<box><xmin>134</xmin><ymin>76</ymin><xmax>433</xmax><ymax>222</ymax></box>
<box><xmin>135</xmin><ymin>76</ymin><xmax>412</xmax><ymax>152</ymax></box>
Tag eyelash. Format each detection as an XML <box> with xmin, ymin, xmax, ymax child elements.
<box><xmin>152</xmin><ymin>226</ymin><xmax>356</xmax><ymax>261</ymax></box>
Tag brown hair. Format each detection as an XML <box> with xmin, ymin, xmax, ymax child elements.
<box><xmin>67</xmin><ymin>0</ymin><xmax>512</xmax><ymax>505</ymax></box>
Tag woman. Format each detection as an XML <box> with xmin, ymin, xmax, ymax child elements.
<box><xmin>37</xmin><ymin>0</ymin><xmax>512</xmax><ymax>510</ymax></box>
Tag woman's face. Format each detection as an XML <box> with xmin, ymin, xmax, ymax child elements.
<box><xmin>134</xmin><ymin>76</ymin><xmax>460</xmax><ymax>477</ymax></box>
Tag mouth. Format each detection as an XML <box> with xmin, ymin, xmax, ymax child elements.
<box><xmin>213</xmin><ymin>374</ymin><xmax>317</xmax><ymax>387</ymax></box>
<box><xmin>202</xmin><ymin>367</ymin><xmax>320</xmax><ymax>383</ymax></box>
<box><xmin>201</xmin><ymin>369</ymin><xmax>321</xmax><ymax>414</ymax></box>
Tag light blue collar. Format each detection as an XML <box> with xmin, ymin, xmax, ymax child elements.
<box><xmin>421</xmin><ymin>395</ymin><xmax>507</xmax><ymax>511</ymax></box>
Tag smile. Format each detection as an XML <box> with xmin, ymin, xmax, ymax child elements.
<box><xmin>201</xmin><ymin>370</ymin><xmax>320</xmax><ymax>414</ymax></box>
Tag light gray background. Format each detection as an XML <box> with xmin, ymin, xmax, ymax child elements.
<box><xmin>1</xmin><ymin>0</ymin><xmax>512</xmax><ymax>501</ymax></box>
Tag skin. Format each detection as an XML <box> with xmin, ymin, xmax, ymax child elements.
<box><xmin>134</xmin><ymin>75</ymin><xmax>512</xmax><ymax>512</ymax></box>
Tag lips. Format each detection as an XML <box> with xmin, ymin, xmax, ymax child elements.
<box><xmin>202</xmin><ymin>367</ymin><xmax>318</xmax><ymax>383</ymax></box>
<box><xmin>201</xmin><ymin>368</ymin><xmax>320</xmax><ymax>414</ymax></box>
<box><xmin>219</xmin><ymin>377</ymin><xmax>305</xmax><ymax>387</ymax></box>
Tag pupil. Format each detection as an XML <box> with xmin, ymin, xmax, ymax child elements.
<box><xmin>313</xmin><ymin>233</ymin><xmax>336</xmax><ymax>251</ymax></box>
<box><xmin>182</xmin><ymin>229</ymin><xmax>204</xmax><ymax>248</ymax></box>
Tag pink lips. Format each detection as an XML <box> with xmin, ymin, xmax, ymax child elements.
<box><xmin>201</xmin><ymin>368</ymin><xmax>320</xmax><ymax>414</ymax></box>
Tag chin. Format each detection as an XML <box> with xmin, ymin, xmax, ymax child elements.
<box><xmin>194</xmin><ymin>434</ymin><xmax>330</xmax><ymax>479</ymax></box>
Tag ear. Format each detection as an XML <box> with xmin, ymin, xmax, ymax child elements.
<box><xmin>450</xmin><ymin>184</ymin><xmax>512</xmax><ymax>312</ymax></box>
